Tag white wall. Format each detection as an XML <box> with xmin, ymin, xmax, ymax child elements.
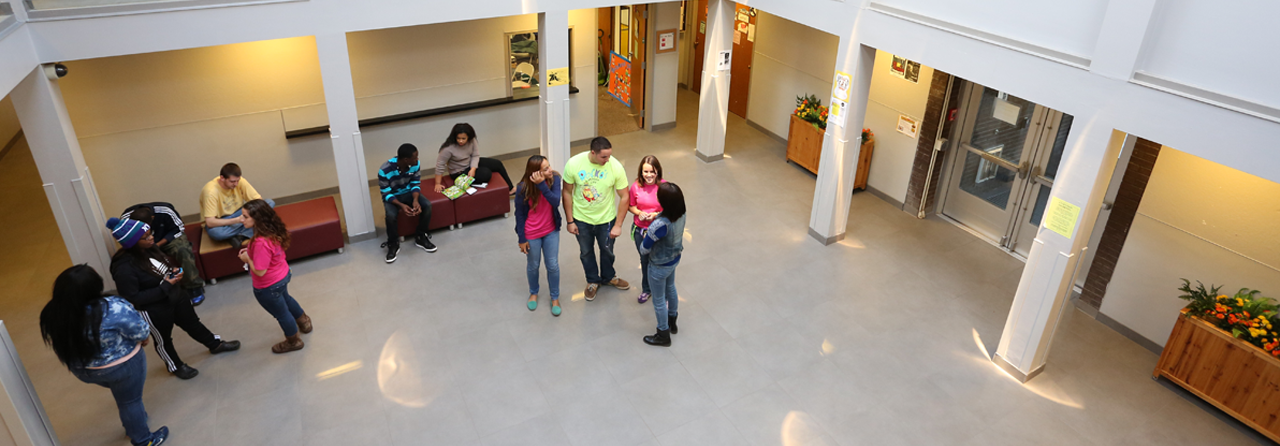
<box><xmin>1100</xmin><ymin>147</ymin><xmax>1280</xmax><ymax>347</ymax></box>
<box><xmin>744</xmin><ymin>10</ymin><xmax>837</xmax><ymax>139</ymax></box>
<box><xmin>649</xmin><ymin>1</ymin><xmax>679</xmax><ymax>128</ymax></box>
<box><xmin>863</xmin><ymin>49</ymin><xmax>934</xmax><ymax>203</ymax></box>
<box><xmin>873</xmin><ymin>0</ymin><xmax>1109</xmax><ymax>61</ymax></box>
<box><xmin>0</xmin><ymin>95</ymin><xmax>19</xmax><ymax>146</ymax></box>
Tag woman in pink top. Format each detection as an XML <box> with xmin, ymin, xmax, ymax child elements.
<box><xmin>236</xmin><ymin>199</ymin><xmax>312</xmax><ymax>353</ymax></box>
<box><xmin>628</xmin><ymin>155</ymin><xmax>665</xmax><ymax>304</ymax></box>
<box><xmin>514</xmin><ymin>156</ymin><xmax>563</xmax><ymax>316</ymax></box>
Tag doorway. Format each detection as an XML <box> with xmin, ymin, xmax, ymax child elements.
<box><xmin>939</xmin><ymin>82</ymin><xmax>1074</xmax><ymax>257</ymax></box>
<box><xmin>597</xmin><ymin>5</ymin><xmax>647</xmax><ymax>136</ymax></box>
<box><xmin>689</xmin><ymin>1</ymin><xmax>756</xmax><ymax>119</ymax></box>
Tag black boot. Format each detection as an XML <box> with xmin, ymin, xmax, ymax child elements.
<box><xmin>668</xmin><ymin>315</ymin><xmax>678</xmax><ymax>335</ymax></box>
<box><xmin>172</xmin><ymin>364</ymin><xmax>199</xmax><ymax>380</ymax></box>
<box><xmin>643</xmin><ymin>329</ymin><xmax>672</xmax><ymax>347</ymax></box>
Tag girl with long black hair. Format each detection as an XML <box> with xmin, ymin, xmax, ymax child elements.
<box><xmin>107</xmin><ymin>217</ymin><xmax>240</xmax><ymax>380</ymax></box>
<box><xmin>432</xmin><ymin>123</ymin><xmax>516</xmax><ymax>194</ymax></box>
<box><xmin>40</xmin><ymin>265</ymin><xmax>170</xmax><ymax>446</ymax></box>
<box><xmin>638</xmin><ymin>182</ymin><xmax>687</xmax><ymax>347</ymax></box>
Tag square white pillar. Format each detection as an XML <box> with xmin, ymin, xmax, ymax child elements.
<box><xmin>694</xmin><ymin>0</ymin><xmax>735</xmax><ymax>163</ymax></box>
<box><xmin>808</xmin><ymin>42</ymin><xmax>875</xmax><ymax>245</ymax></box>
<box><xmin>539</xmin><ymin>11</ymin><xmax>572</xmax><ymax>173</ymax></box>
<box><xmin>316</xmin><ymin>33</ymin><xmax>376</xmax><ymax>242</ymax></box>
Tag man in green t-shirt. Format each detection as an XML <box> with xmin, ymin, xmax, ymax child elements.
<box><xmin>563</xmin><ymin>137</ymin><xmax>632</xmax><ymax>301</ymax></box>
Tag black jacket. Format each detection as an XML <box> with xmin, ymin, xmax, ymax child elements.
<box><xmin>122</xmin><ymin>202</ymin><xmax>186</xmax><ymax>244</ymax></box>
<box><xmin>110</xmin><ymin>251</ymin><xmax>183</xmax><ymax>312</ymax></box>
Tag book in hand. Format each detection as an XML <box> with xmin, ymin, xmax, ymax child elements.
<box><xmin>442</xmin><ymin>175</ymin><xmax>476</xmax><ymax>200</ymax></box>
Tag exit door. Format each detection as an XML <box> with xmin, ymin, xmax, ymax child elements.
<box><xmin>940</xmin><ymin>83</ymin><xmax>1074</xmax><ymax>257</ymax></box>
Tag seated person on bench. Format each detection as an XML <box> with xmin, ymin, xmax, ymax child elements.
<box><xmin>122</xmin><ymin>202</ymin><xmax>207</xmax><ymax>306</ymax></box>
<box><xmin>199</xmin><ymin>163</ymin><xmax>274</xmax><ymax>250</ymax></box>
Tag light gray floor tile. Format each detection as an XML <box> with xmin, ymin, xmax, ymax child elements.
<box><xmin>590</xmin><ymin>329</ymin><xmax>681</xmax><ymax>386</ymax></box>
<box><xmin>460</xmin><ymin>363</ymin><xmax>553</xmax><ymax>436</ymax></box>
<box><xmin>678</xmin><ymin>340</ymin><xmax>774</xmax><ymax>407</ymax></box>
<box><xmin>721</xmin><ymin>384</ymin><xmax>839</xmax><ymax>446</ymax></box>
<box><xmin>621</xmin><ymin>363</ymin><xmax>718</xmax><ymax>436</ymax></box>
<box><xmin>552</xmin><ymin>385</ymin><xmax>655</xmax><ymax>446</ymax></box>
<box><xmin>481</xmin><ymin>414</ymin><xmax>573</xmax><ymax>446</ymax></box>
<box><xmin>655</xmin><ymin>409</ymin><xmax>748</xmax><ymax>446</ymax></box>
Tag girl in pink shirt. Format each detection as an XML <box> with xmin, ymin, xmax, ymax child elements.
<box><xmin>237</xmin><ymin>199</ymin><xmax>312</xmax><ymax>353</ymax></box>
<box><xmin>628</xmin><ymin>155</ymin><xmax>665</xmax><ymax>304</ymax></box>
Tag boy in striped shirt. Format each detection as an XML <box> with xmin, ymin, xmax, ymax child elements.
<box><xmin>379</xmin><ymin>143</ymin><xmax>437</xmax><ymax>263</ymax></box>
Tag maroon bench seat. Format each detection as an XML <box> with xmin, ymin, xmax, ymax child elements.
<box><xmin>392</xmin><ymin>177</ymin><xmax>456</xmax><ymax>239</ymax></box>
<box><xmin>454</xmin><ymin>175</ymin><xmax>511</xmax><ymax>226</ymax></box>
<box><xmin>199</xmin><ymin>196</ymin><xmax>344</xmax><ymax>283</ymax></box>
<box><xmin>183</xmin><ymin>223</ymin><xmax>206</xmax><ymax>282</ymax></box>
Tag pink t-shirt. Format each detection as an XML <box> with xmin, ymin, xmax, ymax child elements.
<box><xmin>525</xmin><ymin>193</ymin><xmax>555</xmax><ymax>240</ymax></box>
<box><xmin>249</xmin><ymin>237</ymin><xmax>289</xmax><ymax>289</ymax></box>
<box><xmin>629</xmin><ymin>180</ymin><xmax>664</xmax><ymax>228</ymax></box>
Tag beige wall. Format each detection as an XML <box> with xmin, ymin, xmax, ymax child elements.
<box><xmin>864</xmin><ymin>50</ymin><xmax>933</xmax><ymax>204</ymax></box>
<box><xmin>745</xmin><ymin>11</ymin><xmax>837</xmax><ymax>142</ymax></box>
<box><xmin>0</xmin><ymin>95</ymin><xmax>19</xmax><ymax>148</ymax></box>
<box><xmin>1101</xmin><ymin>146</ymin><xmax>1280</xmax><ymax>347</ymax></box>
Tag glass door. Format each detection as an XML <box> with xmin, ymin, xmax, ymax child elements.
<box><xmin>941</xmin><ymin>83</ymin><xmax>1073</xmax><ymax>256</ymax></box>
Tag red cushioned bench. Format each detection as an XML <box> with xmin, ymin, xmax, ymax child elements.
<box><xmin>393</xmin><ymin>177</ymin><xmax>456</xmax><ymax>240</ymax></box>
<box><xmin>199</xmin><ymin>196</ymin><xmax>344</xmax><ymax>283</ymax></box>
<box><xmin>453</xmin><ymin>175</ymin><xmax>511</xmax><ymax>227</ymax></box>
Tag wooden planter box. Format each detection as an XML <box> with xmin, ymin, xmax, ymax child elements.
<box><xmin>1154</xmin><ymin>309</ymin><xmax>1280</xmax><ymax>443</ymax></box>
<box><xmin>785</xmin><ymin>115</ymin><xmax>875</xmax><ymax>190</ymax></box>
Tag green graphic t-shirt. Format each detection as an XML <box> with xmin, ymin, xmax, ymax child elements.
<box><xmin>563</xmin><ymin>151</ymin><xmax>628</xmax><ymax>225</ymax></box>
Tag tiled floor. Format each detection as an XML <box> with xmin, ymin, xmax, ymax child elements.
<box><xmin>2</xmin><ymin>90</ymin><xmax>1273</xmax><ymax>445</ymax></box>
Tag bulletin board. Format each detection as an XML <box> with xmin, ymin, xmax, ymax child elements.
<box><xmin>608</xmin><ymin>51</ymin><xmax>632</xmax><ymax>107</ymax></box>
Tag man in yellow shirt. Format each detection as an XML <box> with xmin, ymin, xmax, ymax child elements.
<box><xmin>200</xmin><ymin>163</ymin><xmax>274</xmax><ymax>249</ymax></box>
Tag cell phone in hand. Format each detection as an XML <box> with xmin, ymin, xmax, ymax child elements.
<box><xmin>168</xmin><ymin>267</ymin><xmax>183</xmax><ymax>279</ymax></box>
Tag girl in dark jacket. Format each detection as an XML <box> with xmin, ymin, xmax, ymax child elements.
<box><xmin>107</xmin><ymin>217</ymin><xmax>240</xmax><ymax>379</ymax></box>
<box><xmin>514</xmin><ymin>155</ymin><xmax>563</xmax><ymax>316</ymax></box>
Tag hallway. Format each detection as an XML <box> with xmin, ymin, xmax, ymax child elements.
<box><xmin>0</xmin><ymin>89</ymin><xmax>1268</xmax><ymax>445</ymax></box>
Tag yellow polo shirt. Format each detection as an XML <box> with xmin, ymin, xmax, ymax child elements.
<box><xmin>199</xmin><ymin>177</ymin><xmax>262</xmax><ymax>219</ymax></box>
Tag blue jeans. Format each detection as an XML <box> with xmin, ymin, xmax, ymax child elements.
<box><xmin>207</xmin><ymin>198</ymin><xmax>276</xmax><ymax>241</ymax></box>
<box><xmin>70</xmin><ymin>351</ymin><xmax>152</xmax><ymax>444</ymax></box>
<box><xmin>573</xmin><ymin>221</ymin><xmax>616</xmax><ymax>284</ymax></box>
<box><xmin>526</xmin><ymin>231</ymin><xmax>560</xmax><ymax>300</ymax></box>
<box><xmin>252</xmin><ymin>271</ymin><xmax>305</xmax><ymax>337</ymax></box>
<box><xmin>631</xmin><ymin>225</ymin><xmax>651</xmax><ymax>294</ymax></box>
<box><xmin>649</xmin><ymin>261</ymin><xmax>679</xmax><ymax>331</ymax></box>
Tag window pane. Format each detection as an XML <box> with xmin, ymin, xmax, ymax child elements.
<box><xmin>1043</xmin><ymin>114</ymin><xmax>1073</xmax><ymax>181</ymax></box>
<box><xmin>958</xmin><ymin>151</ymin><xmax>1014</xmax><ymax>209</ymax></box>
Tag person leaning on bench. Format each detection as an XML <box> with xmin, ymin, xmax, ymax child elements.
<box><xmin>199</xmin><ymin>163</ymin><xmax>275</xmax><ymax>250</ymax></box>
<box><xmin>380</xmin><ymin>143</ymin><xmax>438</xmax><ymax>264</ymax></box>
<box><xmin>122</xmin><ymin>202</ymin><xmax>207</xmax><ymax>306</ymax></box>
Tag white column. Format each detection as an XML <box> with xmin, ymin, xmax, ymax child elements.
<box><xmin>1090</xmin><ymin>0</ymin><xmax>1160</xmax><ymax>81</ymax></box>
<box><xmin>993</xmin><ymin>125</ymin><xmax>1125</xmax><ymax>382</ymax></box>
<box><xmin>0</xmin><ymin>322</ymin><xmax>58</xmax><ymax>446</ymax></box>
<box><xmin>808</xmin><ymin>42</ymin><xmax>874</xmax><ymax>245</ymax></box>
<box><xmin>11</xmin><ymin>65</ymin><xmax>114</xmax><ymax>283</ymax></box>
<box><xmin>316</xmin><ymin>33</ymin><xmax>376</xmax><ymax>242</ymax></box>
<box><xmin>694</xmin><ymin>0</ymin><xmax>734</xmax><ymax>163</ymax></box>
<box><xmin>647</xmin><ymin>2</ymin><xmax>680</xmax><ymax>131</ymax></box>
<box><xmin>539</xmin><ymin>11</ymin><xmax>572</xmax><ymax>173</ymax></box>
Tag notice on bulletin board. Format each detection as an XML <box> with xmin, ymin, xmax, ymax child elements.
<box><xmin>1044</xmin><ymin>197</ymin><xmax>1080</xmax><ymax>238</ymax></box>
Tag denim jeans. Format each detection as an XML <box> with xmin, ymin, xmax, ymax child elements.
<box><xmin>207</xmin><ymin>197</ymin><xmax>276</xmax><ymax>241</ymax></box>
<box><xmin>252</xmin><ymin>271</ymin><xmax>305</xmax><ymax>337</ymax></box>
<box><xmin>383</xmin><ymin>193</ymin><xmax>432</xmax><ymax>245</ymax></box>
<box><xmin>526</xmin><ymin>231</ymin><xmax>560</xmax><ymax>300</ymax></box>
<box><xmin>70</xmin><ymin>351</ymin><xmax>152</xmax><ymax>444</ymax></box>
<box><xmin>649</xmin><ymin>261</ymin><xmax>679</xmax><ymax>331</ymax></box>
<box><xmin>631</xmin><ymin>225</ymin><xmax>651</xmax><ymax>294</ymax></box>
<box><xmin>573</xmin><ymin>221</ymin><xmax>616</xmax><ymax>284</ymax></box>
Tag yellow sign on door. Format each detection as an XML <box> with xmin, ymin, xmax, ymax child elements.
<box><xmin>1044</xmin><ymin>197</ymin><xmax>1080</xmax><ymax>238</ymax></box>
<box><xmin>547</xmin><ymin>67</ymin><xmax>570</xmax><ymax>87</ymax></box>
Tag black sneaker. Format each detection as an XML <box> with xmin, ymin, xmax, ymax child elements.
<box><xmin>209</xmin><ymin>340</ymin><xmax>241</xmax><ymax>354</ymax></box>
<box><xmin>133</xmin><ymin>426</ymin><xmax>168</xmax><ymax>446</ymax></box>
<box><xmin>172</xmin><ymin>364</ymin><xmax>198</xmax><ymax>380</ymax></box>
<box><xmin>414</xmin><ymin>234</ymin><xmax>438</xmax><ymax>253</ymax></box>
<box><xmin>382</xmin><ymin>242</ymin><xmax>399</xmax><ymax>263</ymax></box>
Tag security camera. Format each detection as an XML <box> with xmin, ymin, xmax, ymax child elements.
<box><xmin>43</xmin><ymin>63</ymin><xmax>68</xmax><ymax>80</ymax></box>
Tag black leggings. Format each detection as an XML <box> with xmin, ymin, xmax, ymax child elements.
<box><xmin>137</xmin><ymin>299</ymin><xmax>220</xmax><ymax>372</ymax></box>
<box><xmin>453</xmin><ymin>157</ymin><xmax>513</xmax><ymax>191</ymax></box>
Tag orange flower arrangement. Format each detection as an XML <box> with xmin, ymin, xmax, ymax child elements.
<box><xmin>1179</xmin><ymin>279</ymin><xmax>1280</xmax><ymax>357</ymax></box>
<box><xmin>794</xmin><ymin>94</ymin><xmax>829</xmax><ymax>130</ymax></box>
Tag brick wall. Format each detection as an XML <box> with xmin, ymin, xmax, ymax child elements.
<box><xmin>903</xmin><ymin>71</ymin><xmax>962</xmax><ymax>215</ymax></box>
<box><xmin>1078</xmin><ymin>138</ymin><xmax>1163</xmax><ymax>309</ymax></box>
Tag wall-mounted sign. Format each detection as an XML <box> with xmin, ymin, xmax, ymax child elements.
<box><xmin>717</xmin><ymin>50</ymin><xmax>732</xmax><ymax>71</ymax></box>
<box><xmin>1045</xmin><ymin>197</ymin><xmax>1081</xmax><ymax>238</ymax></box>
<box><xmin>993</xmin><ymin>98</ymin><xmax>1021</xmax><ymax>125</ymax></box>
<box><xmin>829</xmin><ymin>99</ymin><xmax>847</xmax><ymax>128</ymax></box>
<box><xmin>896</xmin><ymin>115</ymin><xmax>918</xmax><ymax>138</ymax></box>
<box><xmin>904</xmin><ymin>60</ymin><xmax>921</xmax><ymax>83</ymax></box>
<box><xmin>832</xmin><ymin>71</ymin><xmax>852</xmax><ymax>102</ymax></box>
<box><xmin>547</xmin><ymin>67</ymin><xmax>570</xmax><ymax>87</ymax></box>
<box><xmin>656</xmin><ymin>29</ymin><xmax>677</xmax><ymax>53</ymax></box>
<box><xmin>890</xmin><ymin>55</ymin><xmax>921</xmax><ymax>83</ymax></box>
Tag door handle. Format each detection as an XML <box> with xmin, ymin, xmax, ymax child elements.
<box><xmin>1102</xmin><ymin>201</ymin><xmax>1114</xmax><ymax>211</ymax></box>
<box><xmin>1017</xmin><ymin>161</ymin><xmax>1031</xmax><ymax>179</ymax></box>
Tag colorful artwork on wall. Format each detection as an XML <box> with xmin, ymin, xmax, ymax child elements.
<box><xmin>609</xmin><ymin>51</ymin><xmax>632</xmax><ymax>107</ymax></box>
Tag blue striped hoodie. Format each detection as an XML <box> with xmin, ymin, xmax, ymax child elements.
<box><xmin>378</xmin><ymin>157</ymin><xmax>421</xmax><ymax>202</ymax></box>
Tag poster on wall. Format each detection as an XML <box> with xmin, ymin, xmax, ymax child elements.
<box><xmin>717</xmin><ymin>50</ymin><xmax>732</xmax><ymax>71</ymax></box>
<box><xmin>832</xmin><ymin>71</ymin><xmax>852</xmax><ymax>102</ymax></box>
<box><xmin>657</xmin><ymin>29</ymin><xmax>678</xmax><ymax>53</ymax></box>
<box><xmin>896</xmin><ymin>115</ymin><xmax>919</xmax><ymax>138</ymax></box>
<box><xmin>608</xmin><ymin>52</ymin><xmax>632</xmax><ymax>107</ymax></box>
<box><xmin>547</xmin><ymin>67</ymin><xmax>570</xmax><ymax>87</ymax></box>
<box><xmin>904</xmin><ymin>61</ymin><xmax>921</xmax><ymax>83</ymax></box>
<box><xmin>1045</xmin><ymin>197</ymin><xmax>1081</xmax><ymax>238</ymax></box>
<box><xmin>890</xmin><ymin>56</ymin><xmax>907</xmax><ymax>79</ymax></box>
<box><xmin>829</xmin><ymin>99</ymin><xmax>847</xmax><ymax>128</ymax></box>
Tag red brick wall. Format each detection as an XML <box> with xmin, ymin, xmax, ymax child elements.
<box><xmin>1078</xmin><ymin>138</ymin><xmax>1163</xmax><ymax>309</ymax></box>
<box><xmin>903</xmin><ymin>71</ymin><xmax>961</xmax><ymax>216</ymax></box>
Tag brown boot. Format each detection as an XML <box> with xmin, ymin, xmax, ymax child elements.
<box><xmin>296</xmin><ymin>314</ymin><xmax>313</xmax><ymax>334</ymax></box>
<box><xmin>272</xmin><ymin>334</ymin><xmax>304</xmax><ymax>354</ymax></box>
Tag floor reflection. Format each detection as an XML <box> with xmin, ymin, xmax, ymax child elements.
<box><xmin>377</xmin><ymin>330</ymin><xmax>436</xmax><ymax>408</ymax></box>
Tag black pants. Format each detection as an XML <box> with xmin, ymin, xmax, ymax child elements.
<box><xmin>384</xmin><ymin>193</ymin><xmax>433</xmax><ymax>245</ymax></box>
<box><xmin>453</xmin><ymin>157</ymin><xmax>514</xmax><ymax>191</ymax></box>
<box><xmin>138</xmin><ymin>299</ymin><xmax>220</xmax><ymax>372</ymax></box>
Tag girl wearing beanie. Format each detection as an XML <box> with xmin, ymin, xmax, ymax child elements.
<box><xmin>107</xmin><ymin>217</ymin><xmax>240</xmax><ymax>380</ymax></box>
<box><xmin>236</xmin><ymin>199</ymin><xmax>312</xmax><ymax>353</ymax></box>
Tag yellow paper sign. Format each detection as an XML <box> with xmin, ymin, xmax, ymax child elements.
<box><xmin>547</xmin><ymin>67</ymin><xmax>570</xmax><ymax>87</ymax></box>
<box><xmin>1044</xmin><ymin>197</ymin><xmax>1080</xmax><ymax>238</ymax></box>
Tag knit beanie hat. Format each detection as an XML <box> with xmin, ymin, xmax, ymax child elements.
<box><xmin>106</xmin><ymin>217</ymin><xmax>150</xmax><ymax>249</ymax></box>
